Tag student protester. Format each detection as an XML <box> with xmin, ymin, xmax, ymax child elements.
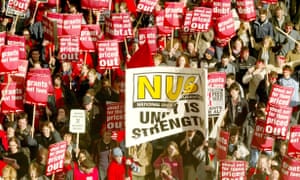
<box><xmin>128</xmin><ymin>142</ymin><xmax>153</xmax><ymax>180</ymax></box>
<box><xmin>4</xmin><ymin>137</ymin><xmax>29</xmax><ymax>179</ymax></box>
<box><xmin>178</xmin><ymin>130</ymin><xmax>204</xmax><ymax>180</ymax></box>
<box><xmin>256</xmin><ymin>71</ymin><xmax>279</xmax><ymax>105</ymax></box>
<box><xmin>153</xmin><ymin>141</ymin><xmax>184</xmax><ymax>180</ymax></box>
<box><xmin>224</xmin><ymin>83</ymin><xmax>249</xmax><ymax>129</ymax></box>
<box><xmin>107</xmin><ymin>147</ymin><xmax>133</xmax><ymax>180</ymax></box>
<box><xmin>198</xmin><ymin>47</ymin><xmax>218</xmax><ymax>72</ymax></box>
<box><xmin>92</xmin><ymin>127</ymin><xmax>118</xmax><ymax>180</ymax></box>
<box><xmin>242</xmin><ymin>59</ymin><xmax>266</xmax><ymax>113</ymax></box>
<box><xmin>252</xmin><ymin>9</ymin><xmax>274</xmax><ymax>43</ymax></box>
<box><xmin>215</xmin><ymin>53</ymin><xmax>236</xmax><ymax>74</ymax></box>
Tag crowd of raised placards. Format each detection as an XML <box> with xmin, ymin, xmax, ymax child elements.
<box><xmin>0</xmin><ymin>0</ymin><xmax>300</xmax><ymax>179</ymax></box>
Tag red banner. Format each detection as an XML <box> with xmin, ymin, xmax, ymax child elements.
<box><xmin>6</xmin><ymin>34</ymin><xmax>26</xmax><ymax>59</ymax></box>
<box><xmin>4</xmin><ymin>60</ymin><xmax>28</xmax><ymax>85</ymax></box>
<box><xmin>220</xmin><ymin>160</ymin><xmax>247</xmax><ymax>179</ymax></box>
<box><xmin>236</xmin><ymin>0</ymin><xmax>256</xmax><ymax>22</ymax></box>
<box><xmin>81</xmin><ymin>0</ymin><xmax>109</xmax><ymax>10</ymax></box>
<box><xmin>251</xmin><ymin>119</ymin><xmax>274</xmax><ymax>151</ymax></box>
<box><xmin>265</xmin><ymin>104</ymin><xmax>291</xmax><ymax>139</ymax></box>
<box><xmin>58</xmin><ymin>36</ymin><xmax>80</xmax><ymax>62</ymax></box>
<box><xmin>0</xmin><ymin>32</ymin><xmax>5</xmax><ymax>46</ymax></box>
<box><xmin>216</xmin><ymin>129</ymin><xmax>229</xmax><ymax>160</ymax></box>
<box><xmin>281</xmin><ymin>156</ymin><xmax>300</xmax><ymax>180</ymax></box>
<box><xmin>261</xmin><ymin>0</ymin><xmax>278</xmax><ymax>4</ymax></box>
<box><xmin>97</xmin><ymin>40</ymin><xmax>120</xmax><ymax>69</ymax></box>
<box><xmin>155</xmin><ymin>10</ymin><xmax>173</xmax><ymax>36</ymax></box>
<box><xmin>268</xmin><ymin>84</ymin><xmax>294</xmax><ymax>107</ymax></box>
<box><xmin>1</xmin><ymin>82</ymin><xmax>24</xmax><ymax>114</ymax></box>
<box><xmin>45</xmin><ymin>141</ymin><xmax>67</xmax><ymax>176</ymax></box>
<box><xmin>212</xmin><ymin>0</ymin><xmax>231</xmax><ymax>20</ymax></box>
<box><xmin>106</xmin><ymin>102</ymin><xmax>125</xmax><ymax>131</ymax></box>
<box><xmin>25</xmin><ymin>72</ymin><xmax>50</xmax><ymax>106</ymax></box>
<box><xmin>164</xmin><ymin>2</ymin><xmax>185</xmax><ymax>28</ymax></box>
<box><xmin>80</xmin><ymin>24</ymin><xmax>101</xmax><ymax>52</ymax></box>
<box><xmin>105</xmin><ymin>13</ymin><xmax>133</xmax><ymax>40</ymax></box>
<box><xmin>288</xmin><ymin>126</ymin><xmax>300</xmax><ymax>159</ymax></box>
<box><xmin>137</xmin><ymin>0</ymin><xmax>157</xmax><ymax>13</ymax></box>
<box><xmin>214</xmin><ymin>12</ymin><xmax>235</xmax><ymax>40</ymax></box>
<box><xmin>191</xmin><ymin>7</ymin><xmax>212</xmax><ymax>32</ymax></box>
<box><xmin>138</xmin><ymin>27</ymin><xmax>157</xmax><ymax>54</ymax></box>
<box><xmin>0</xmin><ymin>45</ymin><xmax>19</xmax><ymax>75</ymax></box>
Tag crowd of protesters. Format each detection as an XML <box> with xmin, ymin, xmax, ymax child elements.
<box><xmin>0</xmin><ymin>0</ymin><xmax>299</xmax><ymax>179</ymax></box>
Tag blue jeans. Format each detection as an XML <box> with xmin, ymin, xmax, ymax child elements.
<box><xmin>249</xmin><ymin>148</ymin><xmax>273</xmax><ymax>167</ymax></box>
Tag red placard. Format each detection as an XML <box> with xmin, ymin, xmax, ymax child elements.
<box><xmin>29</xmin><ymin>68</ymin><xmax>54</xmax><ymax>94</ymax></box>
<box><xmin>288</xmin><ymin>125</ymin><xmax>300</xmax><ymax>159</ymax></box>
<box><xmin>42</xmin><ymin>16</ymin><xmax>57</xmax><ymax>43</ymax></box>
<box><xmin>191</xmin><ymin>7</ymin><xmax>212</xmax><ymax>32</ymax></box>
<box><xmin>6</xmin><ymin>34</ymin><xmax>26</xmax><ymax>59</ymax></box>
<box><xmin>81</xmin><ymin>0</ymin><xmax>109</xmax><ymax>10</ymax></box>
<box><xmin>46</xmin><ymin>12</ymin><xmax>64</xmax><ymax>36</ymax></box>
<box><xmin>58</xmin><ymin>36</ymin><xmax>80</xmax><ymax>62</ymax></box>
<box><xmin>181</xmin><ymin>10</ymin><xmax>194</xmax><ymax>34</ymax></box>
<box><xmin>80</xmin><ymin>24</ymin><xmax>101</xmax><ymax>52</ymax></box>
<box><xmin>212</xmin><ymin>0</ymin><xmax>231</xmax><ymax>20</ymax></box>
<box><xmin>97</xmin><ymin>40</ymin><xmax>120</xmax><ymax>70</ymax></box>
<box><xmin>220</xmin><ymin>160</ymin><xmax>247</xmax><ymax>179</ymax></box>
<box><xmin>265</xmin><ymin>104</ymin><xmax>291</xmax><ymax>139</ymax></box>
<box><xmin>105</xmin><ymin>13</ymin><xmax>133</xmax><ymax>41</ymax></box>
<box><xmin>236</xmin><ymin>0</ymin><xmax>256</xmax><ymax>22</ymax></box>
<box><xmin>155</xmin><ymin>10</ymin><xmax>173</xmax><ymax>36</ymax></box>
<box><xmin>216</xmin><ymin>129</ymin><xmax>229</xmax><ymax>160</ymax></box>
<box><xmin>208</xmin><ymin>72</ymin><xmax>226</xmax><ymax>88</ymax></box>
<box><xmin>0</xmin><ymin>32</ymin><xmax>5</xmax><ymax>46</ymax></box>
<box><xmin>214</xmin><ymin>12</ymin><xmax>235</xmax><ymax>40</ymax></box>
<box><xmin>137</xmin><ymin>0</ymin><xmax>157</xmax><ymax>13</ymax></box>
<box><xmin>106</xmin><ymin>102</ymin><xmax>125</xmax><ymax>131</ymax></box>
<box><xmin>1</xmin><ymin>82</ymin><xmax>24</xmax><ymax>114</ymax></box>
<box><xmin>164</xmin><ymin>2</ymin><xmax>185</xmax><ymax>28</ymax></box>
<box><xmin>281</xmin><ymin>156</ymin><xmax>300</xmax><ymax>180</ymax></box>
<box><xmin>0</xmin><ymin>45</ymin><xmax>19</xmax><ymax>75</ymax></box>
<box><xmin>138</xmin><ymin>27</ymin><xmax>157</xmax><ymax>54</ymax></box>
<box><xmin>261</xmin><ymin>0</ymin><xmax>278</xmax><ymax>4</ymax></box>
<box><xmin>251</xmin><ymin>119</ymin><xmax>274</xmax><ymax>151</ymax></box>
<box><xmin>62</xmin><ymin>14</ymin><xmax>82</xmax><ymax>36</ymax></box>
<box><xmin>268</xmin><ymin>84</ymin><xmax>294</xmax><ymax>107</ymax></box>
<box><xmin>7</xmin><ymin>0</ymin><xmax>30</xmax><ymax>15</ymax></box>
<box><xmin>4</xmin><ymin>59</ymin><xmax>28</xmax><ymax>85</ymax></box>
<box><xmin>45</xmin><ymin>141</ymin><xmax>67</xmax><ymax>176</ymax></box>
<box><xmin>25</xmin><ymin>72</ymin><xmax>50</xmax><ymax>106</ymax></box>
<box><xmin>46</xmin><ymin>13</ymin><xmax>82</xmax><ymax>36</ymax></box>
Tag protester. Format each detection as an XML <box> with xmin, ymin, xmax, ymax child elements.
<box><xmin>107</xmin><ymin>147</ymin><xmax>132</xmax><ymax>180</ymax></box>
<box><xmin>153</xmin><ymin>141</ymin><xmax>184</xmax><ymax>180</ymax></box>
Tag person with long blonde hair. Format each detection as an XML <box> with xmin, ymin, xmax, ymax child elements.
<box><xmin>153</xmin><ymin>141</ymin><xmax>184</xmax><ymax>180</ymax></box>
<box><xmin>2</xmin><ymin>165</ymin><xmax>17</xmax><ymax>180</ymax></box>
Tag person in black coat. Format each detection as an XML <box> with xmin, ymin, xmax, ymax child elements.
<box><xmin>224</xmin><ymin>83</ymin><xmax>249</xmax><ymax>129</ymax></box>
<box><xmin>256</xmin><ymin>71</ymin><xmax>278</xmax><ymax>105</ymax></box>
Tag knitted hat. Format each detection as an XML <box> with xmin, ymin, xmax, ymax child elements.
<box><xmin>205</xmin><ymin>47</ymin><xmax>215</xmax><ymax>56</ymax></box>
<box><xmin>112</xmin><ymin>147</ymin><xmax>123</xmax><ymax>157</ymax></box>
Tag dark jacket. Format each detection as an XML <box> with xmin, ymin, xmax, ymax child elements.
<box><xmin>225</xmin><ymin>97</ymin><xmax>249</xmax><ymax>128</ymax></box>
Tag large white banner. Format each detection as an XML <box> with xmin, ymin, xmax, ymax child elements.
<box><xmin>125</xmin><ymin>67</ymin><xmax>208</xmax><ymax>147</ymax></box>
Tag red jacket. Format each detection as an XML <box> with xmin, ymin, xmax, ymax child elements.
<box><xmin>107</xmin><ymin>158</ymin><xmax>132</xmax><ymax>180</ymax></box>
